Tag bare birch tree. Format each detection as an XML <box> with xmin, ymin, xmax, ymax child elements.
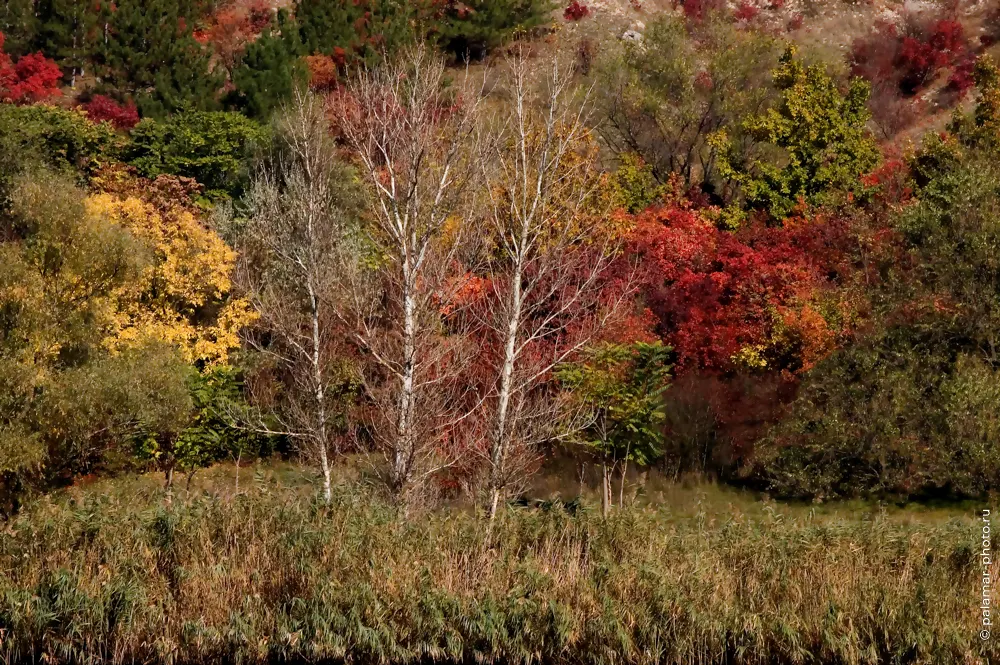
<box><xmin>334</xmin><ymin>46</ymin><xmax>487</xmax><ymax>507</ymax></box>
<box><xmin>235</xmin><ymin>92</ymin><xmax>356</xmax><ymax>503</ymax></box>
<box><xmin>477</xmin><ymin>51</ymin><xmax>635</xmax><ymax>520</ymax></box>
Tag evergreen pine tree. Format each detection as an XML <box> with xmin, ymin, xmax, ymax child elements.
<box><xmin>294</xmin><ymin>0</ymin><xmax>429</xmax><ymax>62</ymax></box>
<box><xmin>230</xmin><ymin>10</ymin><xmax>307</xmax><ymax>120</ymax></box>
<box><xmin>34</xmin><ymin>0</ymin><xmax>100</xmax><ymax>87</ymax></box>
<box><xmin>437</xmin><ymin>0</ymin><xmax>554</xmax><ymax>59</ymax></box>
<box><xmin>0</xmin><ymin>0</ymin><xmax>39</xmax><ymax>56</ymax></box>
<box><xmin>295</xmin><ymin>0</ymin><xmax>366</xmax><ymax>56</ymax></box>
<box><xmin>97</xmin><ymin>0</ymin><xmax>221</xmax><ymax>117</ymax></box>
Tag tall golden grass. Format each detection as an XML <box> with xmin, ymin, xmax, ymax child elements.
<box><xmin>0</xmin><ymin>471</ymin><xmax>992</xmax><ymax>665</ymax></box>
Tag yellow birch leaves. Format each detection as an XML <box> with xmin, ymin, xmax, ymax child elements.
<box><xmin>84</xmin><ymin>184</ymin><xmax>255</xmax><ymax>365</ymax></box>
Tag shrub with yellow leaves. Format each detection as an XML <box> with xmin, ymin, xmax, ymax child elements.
<box><xmin>85</xmin><ymin>174</ymin><xmax>256</xmax><ymax>365</ymax></box>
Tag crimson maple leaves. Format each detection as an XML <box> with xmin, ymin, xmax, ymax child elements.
<box><xmin>622</xmin><ymin>201</ymin><xmax>862</xmax><ymax>375</ymax></box>
<box><xmin>0</xmin><ymin>33</ymin><xmax>62</xmax><ymax>105</ymax></box>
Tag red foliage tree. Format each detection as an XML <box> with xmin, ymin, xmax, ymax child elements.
<box><xmin>198</xmin><ymin>1</ymin><xmax>275</xmax><ymax>73</ymax></box>
<box><xmin>618</xmin><ymin>196</ymin><xmax>906</xmax><ymax>471</ymax></box>
<box><xmin>947</xmin><ymin>54</ymin><xmax>976</xmax><ymax>98</ymax></box>
<box><xmin>564</xmin><ymin>1</ymin><xmax>590</xmax><ymax>20</ymax></box>
<box><xmin>246</xmin><ymin>0</ymin><xmax>274</xmax><ymax>33</ymax></box>
<box><xmin>622</xmin><ymin>204</ymin><xmax>865</xmax><ymax>374</ymax></box>
<box><xmin>81</xmin><ymin>95</ymin><xmax>140</xmax><ymax>130</ymax></box>
<box><xmin>676</xmin><ymin>0</ymin><xmax>726</xmax><ymax>22</ymax></box>
<box><xmin>852</xmin><ymin>17</ymin><xmax>969</xmax><ymax>98</ymax></box>
<box><xmin>733</xmin><ymin>1</ymin><xmax>760</xmax><ymax>22</ymax></box>
<box><xmin>0</xmin><ymin>33</ymin><xmax>63</xmax><ymax>105</ymax></box>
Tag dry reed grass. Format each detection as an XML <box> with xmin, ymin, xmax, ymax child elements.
<box><xmin>0</xmin><ymin>466</ymin><xmax>992</xmax><ymax>665</ymax></box>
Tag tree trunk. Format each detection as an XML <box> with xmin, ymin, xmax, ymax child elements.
<box><xmin>164</xmin><ymin>466</ymin><xmax>175</xmax><ymax>506</ymax></box>
<box><xmin>601</xmin><ymin>462</ymin><xmax>611</xmax><ymax>518</ymax></box>
<box><xmin>394</xmin><ymin>265</ymin><xmax>417</xmax><ymax>503</ymax></box>
<box><xmin>488</xmin><ymin>253</ymin><xmax>524</xmax><ymax>520</ymax></box>
<box><xmin>234</xmin><ymin>449</ymin><xmax>242</xmax><ymax>496</ymax></box>
<box><xmin>308</xmin><ymin>281</ymin><xmax>332</xmax><ymax>504</ymax></box>
<box><xmin>488</xmin><ymin>486</ymin><xmax>502</xmax><ymax>523</ymax></box>
<box><xmin>619</xmin><ymin>443</ymin><xmax>631</xmax><ymax>508</ymax></box>
<box><xmin>619</xmin><ymin>459</ymin><xmax>628</xmax><ymax>509</ymax></box>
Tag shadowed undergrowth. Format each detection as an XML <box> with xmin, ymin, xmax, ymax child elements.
<box><xmin>0</xmin><ymin>471</ymin><xmax>991</xmax><ymax>665</ymax></box>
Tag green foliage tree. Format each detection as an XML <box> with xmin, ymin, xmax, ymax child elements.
<box><xmin>714</xmin><ymin>46</ymin><xmax>880</xmax><ymax>221</ymax></box>
<box><xmin>610</xmin><ymin>153</ymin><xmax>665</xmax><ymax>213</ymax></box>
<box><xmin>598</xmin><ymin>15</ymin><xmax>782</xmax><ymax>204</ymax></box>
<box><xmin>97</xmin><ymin>0</ymin><xmax>222</xmax><ymax>116</ymax></box>
<box><xmin>948</xmin><ymin>55</ymin><xmax>1000</xmax><ymax>151</ymax></box>
<box><xmin>0</xmin><ymin>171</ymin><xmax>193</xmax><ymax>510</ymax></box>
<box><xmin>557</xmin><ymin>342</ymin><xmax>672</xmax><ymax>515</ymax></box>
<box><xmin>135</xmin><ymin>366</ymin><xmax>273</xmax><ymax>490</ymax></box>
<box><xmin>33</xmin><ymin>0</ymin><xmax>99</xmax><ymax>86</ymax></box>
<box><xmin>0</xmin><ymin>104</ymin><xmax>124</xmax><ymax>215</ymax></box>
<box><xmin>756</xmin><ymin>143</ymin><xmax>1000</xmax><ymax>500</ymax></box>
<box><xmin>0</xmin><ymin>104</ymin><xmax>123</xmax><ymax>172</ymax></box>
<box><xmin>436</xmin><ymin>0</ymin><xmax>554</xmax><ymax>59</ymax></box>
<box><xmin>294</xmin><ymin>0</ymin><xmax>423</xmax><ymax>61</ymax></box>
<box><xmin>126</xmin><ymin>111</ymin><xmax>269</xmax><ymax>200</ymax></box>
<box><xmin>294</xmin><ymin>0</ymin><xmax>552</xmax><ymax>62</ymax></box>
<box><xmin>755</xmin><ymin>335</ymin><xmax>1000</xmax><ymax>501</ymax></box>
<box><xmin>229</xmin><ymin>10</ymin><xmax>308</xmax><ymax>120</ymax></box>
<box><xmin>0</xmin><ymin>0</ymin><xmax>38</xmax><ymax>56</ymax></box>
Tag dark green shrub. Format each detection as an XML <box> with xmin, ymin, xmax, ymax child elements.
<box><xmin>294</xmin><ymin>0</ymin><xmax>554</xmax><ymax>63</ymax></box>
<box><xmin>754</xmin><ymin>144</ymin><xmax>1000</xmax><ymax>500</ymax></box>
<box><xmin>0</xmin><ymin>104</ymin><xmax>124</xmax><ymax>175</ymax></box>
<box><xmin>126</xmin><ymin>111</ymin><xmax>269</xmax><ymax>200</ymax></box>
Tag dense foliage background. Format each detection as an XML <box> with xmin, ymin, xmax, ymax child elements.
<box><xmin>3</xmin><ymin>0</ymin><xmax>1000</xmax><ymax>508</ymax></box>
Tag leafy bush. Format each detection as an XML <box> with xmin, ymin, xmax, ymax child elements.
<box><xmin>564</xmin><ymin>1</ymin><xmax>590</xmax><ymax>21</ymax></box>
<box><xmin>678</xmin><ymin>0</ymin><xmax>726</xmax><ymax>22</ymax></box>
<box><xmin>80</xmin><ymin>95</ymin><xmax>140</xmax><ymax>130</ymax></box>
<box><xmin>622</xmin><ymin>202</ymin><xmax>859</xmax><ymax>374</ymax></box>
<box><xmin>597</xmin><ymin>15</ymin><xmax>782</xmax><ymax>200</ymax></box>
<box><xmin>136</xmin><ymin>366</ymin><xmax>276</xmax><ymax>486</ymax></box>
<box><xmin>0</xmin><ymin>172</ymin><xmax>195</xmax><ymax>502</ymax></box>
<box><xmin>304</xmin><ymin>51</ymin><xmax>344</xmax><ymax>91</ymax></box>
<box><xmin>755</xmin><ymin>130</ymin><xmax>1000</xmax><ymax>500</ymax></box>
<box><xmin>0</xmin><ymin>104</ymin><xmax>124</xmax><ymax>177</ymax></box>
<box><xmin>755</xmin><ymin>335</ymin><xmax>1000</xmax><ymax>500</ymax></box>
<box><xmin>716</xmin><ymin>47</ymin><xmax>880</xmax><ymax>220</ymax></box>
<box><xmin>126</xmin><ymin>111</ymin><xmax>269</xmax><ymax>200</ymax></box>
<box><xmin>733</xmin><ymin>1</ymin><xmax>760</xmax><ymax>22</ymax></box>
<box><xmin>896</xmin><ymin>19</ymin><xmax>967</xmax><ymax>95</ymax></box>
<box><xmin>850</xmin><ymin>15</ymin><xmax>972</xmax><ymax>135</ymax></box>
<box><xmin>0</xmin><ymin>31</ymin><xmax>62</xmax><ymax>104</ymax></box>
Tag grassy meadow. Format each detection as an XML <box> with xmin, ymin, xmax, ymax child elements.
<box><xmin>0</xmin><ymin>463</ymin><xmax>993</xmax><ymax>665</ymax></box>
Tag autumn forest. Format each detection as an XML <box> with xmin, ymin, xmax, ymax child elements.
<box><xmin>1</xmin><ymin>0</ymin><xmax>999</xmax><ymax>663</ymax></box>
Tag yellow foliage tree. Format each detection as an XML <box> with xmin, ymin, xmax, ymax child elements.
<box><xmin>84</xmin><ymin>187</ymin><xmax>255</xmax><ymax>365</ymax></box>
